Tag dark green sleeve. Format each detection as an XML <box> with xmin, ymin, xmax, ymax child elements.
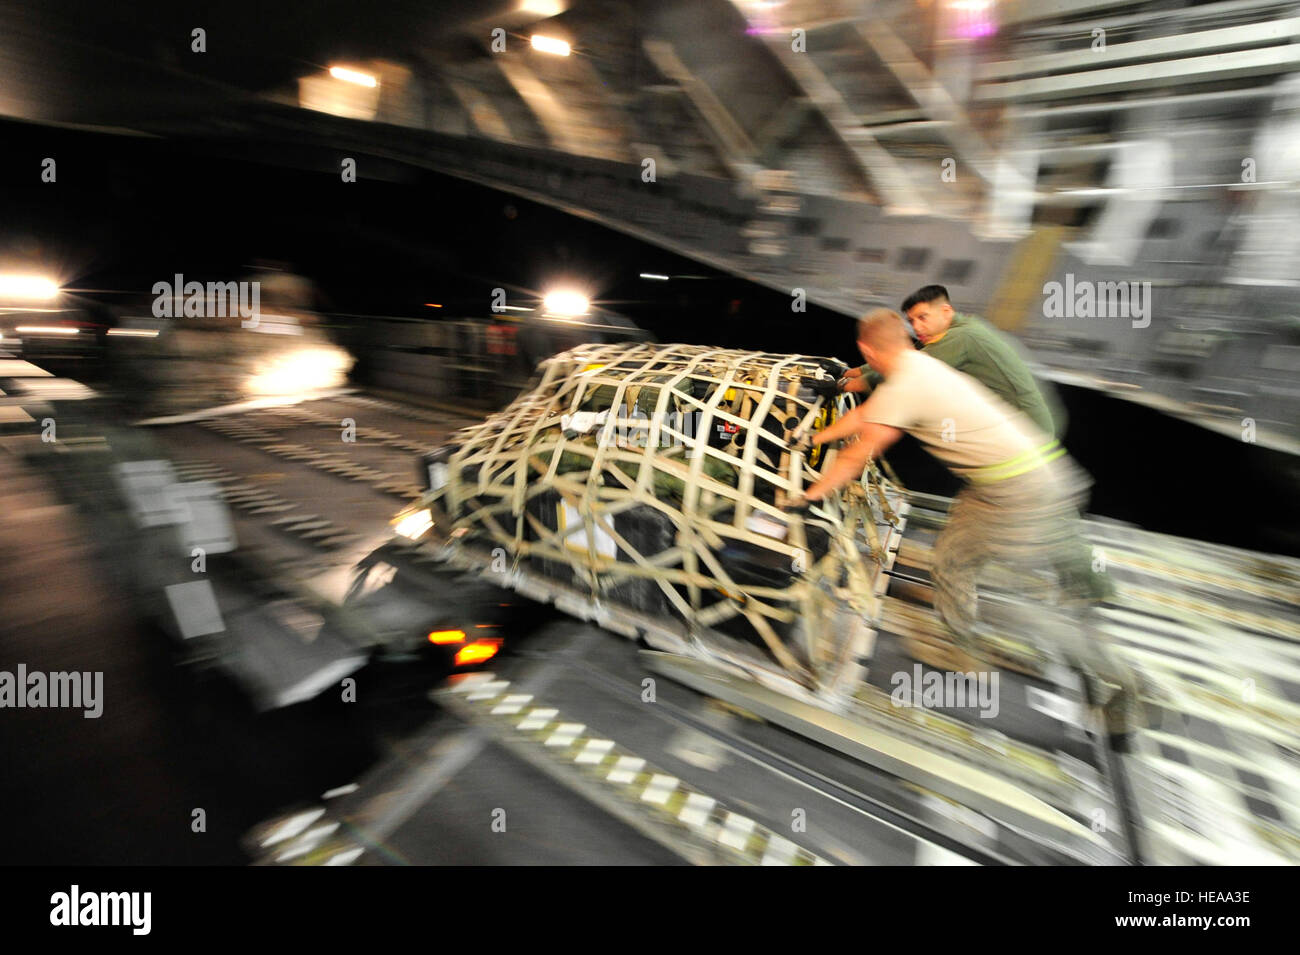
<box><xmin>922</xmin><ymin>334</ymin><xmax>969</xmax><ymax>370</ymax></box>
<box><xmin>929</xmin><ymin>327</ymin><xmax>1058</xmax><ymax>437</ymax></box>
<box><xmin>963</xmin><ymin>334</ymin><xmax>1058</xmax><ymax>437</ymax></box>
<box><xmin>1036</xmin><ymin>375</ymin><xmax>1068</xmax><ymax>438</ymax></box>
<box><xmin>853</xmin><ymin>364</ymin><xmax>885</xmax><ymax>391</ymax></box>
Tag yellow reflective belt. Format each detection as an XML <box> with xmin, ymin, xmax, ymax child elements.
<box><xmin>967</xmin><ymin>440</ymin><xmax>1063</xmax><ymax>485</ymax></box>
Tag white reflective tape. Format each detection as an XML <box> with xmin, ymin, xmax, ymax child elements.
<box><xmin>607</xmin><ymin>756</ymin><xmax>646</xmax><ymax>784</ymax></box>
<box><xmin>640</xmin><ymin>774</ymin><xmax>679</xmax><ymax>806</ymax></box>
<box><xmin>275</xmin><ymin>822</ymin><xmax>340</xmax><ymax>861</ymax></box>
<box><xmin>718</xmin><ymin>813</ymin><xmax>757</xmax><ymax>851</ymax></box>
<box><xmin>449</xmin><ymin>673</ymin><xmax>496</xmax><ymax>692</ymax></box>
<box><xmin>261</xmin><ymin>809</ymin><xmax>326</xmax><ymax>847</ymax></box>
<box><xmin>518</xmin><ymin>707</ymin><xmax>559</xmax><ymax>731</ymax></box>
<box><xmin>275</xmin><ymin>843</ymin><xmax>316</xmax><ymax>863</ymax></box>
<box><xmin>760</xmin><ymin>834</ymin><xmax>799</xmax><ymax>866</ymax></box>
<box><xmin>491</xmin><ymin>694</ymin><xmax>533</xmax><ymax>715</ymax></box>
<box><xmin>467</xmin><ymin>680</ymin><xmax>511</xmax><ymax>701</ymax></box>
<box><xmin>300</xmin><ymin>822</ymin><xmax>340</xmax><ymax>842</ymax></box>
<box><xmin>677</xmin><ymin>793</ymin><xmax>716</xmax><ymax>829</ymax></box>
<box><xmin>544</xmin><ymin>723</ymin><xmax>586</xmax><ymax>747</ymax></box>
<box><xmin>322</xmin><ymin>848</ymin><xmax>365</xmax><ymax>866</ymax></box>
<box><xmin>574</xmin><ymin>739</ymin><xmax>615</xmax><ymax>764</ymax></box>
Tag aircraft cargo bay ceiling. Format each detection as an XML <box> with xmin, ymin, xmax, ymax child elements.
<box><xmin>3</xmin><ymin>0</ymin><xmax>1299</xmax><ymax>451</ymax></box>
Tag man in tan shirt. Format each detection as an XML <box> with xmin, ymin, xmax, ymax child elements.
<box><xmin>792</xmin><ymin>309</ymin><xmax>1140</xmax><ymax>743</ymax></box>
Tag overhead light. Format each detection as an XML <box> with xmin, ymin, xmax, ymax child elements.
<box><xmin>948</xmin><ymin>0</ymin><xmax>997</xmax><ymax>37</ymax></box>
<box><xmin>107</xmin><ymin>328</ymin><xmax>160</xmax><ymax>337</ymax></box>
<box><xmin>392</xmin><ymin>508</ymin><xmax>433</xmax><ymax>540</ymax></box>
<box><xmin>15</xmin><ymin>325</ymin><xmax>77</xmax><ymax>335</ymax></box>
<box><xmin>329</xmin><ymin>66</ymin><xmax>378</xmax><ymax>88</ymax></box>
<box><xmin>639</xmin><ymin>273</ymin><xmax>670</xmax><ymax>281</ymax></box>
<box><xmin>542</xmin><ymin>290</ymin><xmax>589</xmax><ymax>316</ymax></box>
<box><xmin>530</xmin><ymin>35</ymin><xmax>571</xmax><ymax>56</ymax></box>
<box><xmin>0</xmin><ymin>275</ymin><xmax>60</xmax><ymax>301</ymax></box>
<box><xmin>519</xmin><ymin>0</ymin><xmax>566</xmax><ymax>16</ymax></box>
<box><xmin>497</xmin><ymin>305</ymin><xmax>534</xmax><ymax>312</ymax></box>
<box><xmin>424</xmin><ymin>303</ymin><xmax>442</xmax><ymax>308</ymax></box>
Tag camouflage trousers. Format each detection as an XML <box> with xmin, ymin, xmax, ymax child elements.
<box><xmin>931</xmin><ymin>454</ymin><xmax>1140</xmax><ymax>731</ymax></box>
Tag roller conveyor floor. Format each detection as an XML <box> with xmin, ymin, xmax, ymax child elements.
<box><xmin>146</xmin><ymin>394</ymin><xmax>478</xmax><ymax>584</ymax></box>
<box><xmin>888</xmin><ymin>493</ymin><xmax>1300</xmax><ymax>865</ymax></box>
<box><xmin>268</xmin><ymin>480</ymin><xmax>1300</xmax><ymax>865</ymax></box>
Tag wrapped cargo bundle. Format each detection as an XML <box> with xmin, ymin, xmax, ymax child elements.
<box><xmin>422</xmin><ymin>342</ymin><xmax>898</xmax><ymax>688</ymax></box>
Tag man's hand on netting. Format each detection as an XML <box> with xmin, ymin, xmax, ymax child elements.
<box><xmin>814</xmin><ymin>357</ymin><xmax>848</xmax><ymax>379</ymax></box>
<box><xmin>807</xmin><ymin>375</ymin><xmax>841</xmax><ymax>399</ymax></box>
<box><xmin>782</xmin><ymin>493</ymin><xmax>814</xmax><ymax>515</ymax></box>
<box><xmin>787</xmin><ymin>432</ymin><xmax>813</xmax><ymax>456</ymax></box>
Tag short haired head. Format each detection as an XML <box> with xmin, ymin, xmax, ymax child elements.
<box><xmin>900</xmin><ymin>284</ymin><xmax>950</xmax><ymax>313</ymax></box>
<box><xmin>900</xmin><ymin>284</ymin><xmax>955</xmax><ymax>344</ymax></box>
<box><xmin>856</xmin><ymin>308</ymin><xmax>911</xmax><ymax>374</ymax></box>
<box><xmin>857</xmin><ymin>308</ymin><xmax>911</xmax><ymax>350</ymax></box>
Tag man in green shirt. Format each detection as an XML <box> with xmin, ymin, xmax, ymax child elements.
<box><xmin>838</xmin><ymin>286</ymin><xmax>1114</xmax><ymax>633</ymax></box>
<box><xmin>792</xmin><ymin>310</ymin><xmax>1139</xmax><ymax>743</ymax></box>
<box><xmin>842</xmin><ymin>284</ymin><xmax>1062</xmax><ymax>438</ymax></box>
